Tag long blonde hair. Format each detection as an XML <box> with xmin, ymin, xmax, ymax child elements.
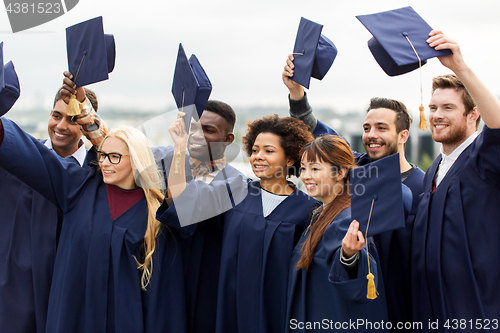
<box><xmin>98</xmin><ymin>126</ymin><xmax>165</xmax><ymax>289</ymax></box>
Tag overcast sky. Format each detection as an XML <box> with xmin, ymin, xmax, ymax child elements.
<box><xmin>1</xmin><ymin>0</ymin><xmax>499</xmax><ymax>122</ymax></box>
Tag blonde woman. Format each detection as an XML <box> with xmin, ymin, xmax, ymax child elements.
<box><xmin>0</xmin><ymin>120</ymin><xmax>186</xmax><ymax>332</ymax></box>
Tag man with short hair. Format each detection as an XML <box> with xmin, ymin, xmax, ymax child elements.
<box><xmin>154</xmin><ymin>100</ymin><xmax>245</xmax><ymax>333</ymax></box>
<box><xmin>411</xmin><ymin>31</ymin><xmax>500</xmax><ymax>330</ymax></box>
<box><xmin>282</xmin><ymin>58</ymin><xmax>424</xmax><ymax>329</ymax></box>
<box><xmin>0</xmin><ymin>87</ymin><xmax>100</xmax><ymax>333</ymax></box>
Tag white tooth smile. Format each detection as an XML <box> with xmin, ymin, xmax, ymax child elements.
<box><xmin>369</xmin><ymin>143</ymin><xmax>382</xmax><ymax>148</ymax></box>
<box><xmin>191</xmin><ymin>143</ymin><xmax>204</xmax><ymax>147</ymax></box>
<box><xmin>54</xmin><ymin>132</ymin><xmax>67</xmax><ymax>138</ymax></box>
<box><xmin>435</xmin><ymin>125</ymin><xmax>447</xmax><ymax>129</ymax></box>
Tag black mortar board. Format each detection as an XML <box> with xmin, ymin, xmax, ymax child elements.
<box><xmin>171</xmin><ymin>43</ymin><xmax>212</xmax><ymax>132</ymax></box>
<box><xmin>356</xmin><ymin>6</ymin><xmax>452</xmax><ymax>76</ymax></box>
<box><xmin>350</xmin><ymin>153</ymin><xmax>407</xmax><ymax>237</ymax></box>
<box><xmin>291</xmin><ymin>17</ymin><xmax>337</xmax><ymax>89</ymax></box>
<box><xmin>66</xmin><ymin>16</ymin><xmax>116</xmax><ymax>87</ymax></box>
<box><xmin>0</xmin><ymin>42</ymin><xmax>20</xmax><ymax>117</ymax></box>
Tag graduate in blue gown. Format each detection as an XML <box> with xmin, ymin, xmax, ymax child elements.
<box><xmin>286</xmin><ymin>135</ymin><xmax>389</xmax><ymax>333</ymax></box>
<box><xmin>0</xmin><ymin>85</ymin><xmax>102</xmax><ymax>333</ymax></box>
<box><xmin>0</xmin><ymin>119</ymin><xmax>186</xmax><ymax>333</ymax></box>
<box><xmin>283</xmin><ymin>56</ymin><xmax>425</xmax><ymax>330</ymax></box>
<box><xmin>151</xmin><ymin>103</ymin><xmax>247</xmax><ymax>333</ymax></box>
<box><xmin>161</xmin><ymin>113</ymin><xmax>318</xmax><ymax>333</ymax></box>
<box><xmin>214</xmin><ymin>115</ymin><xmax>318</xmax><ymax>333</ymax></box>
<box><xmin>63</xmin><ymin>72</ymin><xmax>237</xmax><ymax>333</ymax></box>
<box><xmin>411</xmin><ymin>31</ymin><xmax>500</xmax><ymax>331</ymax></box>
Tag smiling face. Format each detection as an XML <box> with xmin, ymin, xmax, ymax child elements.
<box><xmin>429</xmin><ymin>88</ymin><xmax>476</xmax><ymax>153</ymax></box>
<box><xmin>187</xmin><ymin>111</ymin><xmax>234</xmax><ymax>162</ymax></box>
<box><xmin>249</xmin><ymin>132</ymin><xmax>292</xmax><ymax>181</ymax></box>
<box><xmin>47</xmin><ymin>100</ymin><xmax>82</xmax><ymax>158</ymax></box>
<box><xmin>300</xmin><ymin>156</ymin><xmax>344</xmax><ymax>205</ymax></box>
<box><xmin>362</xmin><ymin>108</ymin><xmax>401</xmax><ymax>161</ymax></box>
<box><xmin>99</xmin><ymin>137</ymin><xmax>135</xmax><ymax>190</ymax></box>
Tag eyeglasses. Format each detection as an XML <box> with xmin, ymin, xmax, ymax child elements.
<box><xmin>96</xmin><ymin>151</ymin><xmax>129</xmax><ymax>164</ymax></box>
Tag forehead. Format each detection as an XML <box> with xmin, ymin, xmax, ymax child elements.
<box><xmin>301</xmin><ymin>153</ymin><xmax>324</xmax><ymax>164</ymax></box>
<box><xmin>196</xmin><ymin>111</ymin><xmax>228</xmax><ymax>130</ymax></box>
<box><xmin>254</xmin><ymin>132</ymin><xmax>282</xmax><ymax>147</ymax></box>
<box><xmin>364</xmin><ymin>108</ymin><xmax>397</xmax><ymax>126</ymax></box>
<box><xmin>53</xmin><ymin>100</ymin><xmax>69</xmax><ymax>116</ymax></box>
<box><xmin>430</xmin><ymin>88</ymin><xmax>463</xmax><ymax>106</ymax></box>
<box><xmin>101</xmin><ymin>137</ymin><xmax>128</xmax><ymax>153</ymax></box>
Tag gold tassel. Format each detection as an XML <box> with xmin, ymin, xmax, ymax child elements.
<box><xmin>366</xmin><ymin>272</ymin><xmax>378</xmax><ymax>300</ymax></box>
<box><xmin>67</xmin><ymin>52</ymin><xmax>87</xmax><ymax>116</ymax></box>
<box><xmin>418</xmin><ymin>104</ymin><xmax>428</xmax><ymax>130</ymax></box>
<box><xmin>67</xmin><ymin>95</ymin><xmax>81</xmax><ymax>116</ymax></box>
<box><xmin>364</xmin><ymin>198</ymin><xmax>378</xmax><ymax>300</ymax></box>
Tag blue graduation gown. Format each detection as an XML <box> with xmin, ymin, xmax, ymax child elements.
<box><xmin>0</xmin><ymin>168</ymin><xmax>59</xmax><ymax>333</ymax></box>
<box><xmin>314</xmin><ymin>119</ymin><xmax>424</xmax><ymax>329</ymax></box>
<box><xmin>154</xmin><ymin>146</ymin><xmax>247</xmax><ymax>333</ymax></box>
<box><xmin>374</xmin><ymin>167</ymin><xmax>424</xmax><ymax>329</ymax></box>
<box><xmin>216</xmin><ymin>180</ymin><xmax>319</xmax><ymax>333</ymax></box>
<box><xmin>0</xmin><ymin>118</ymin><xmax>186</xmax><ymax>333</ymax></box>
<box><xmin>287</xmin><ymin>208</ymin><xmax>389</xmax><ymax>333</ymax></box>
<box><xmin>0</xmin><ymin>139</ymin><xmax>95</xmax><ymax>333</ymax></box>
<box><xmin>412</xmin><ymin>127</ymin><xmax>500</xmax><ymax>331</ymax></box>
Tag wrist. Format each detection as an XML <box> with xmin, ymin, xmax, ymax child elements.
<box><xmin>289</xmin><ymin>88</ymin><xmax>305</xmax><ymax>101</ymax></box>
<box><xmin>340</xmin><ymin>249</ymin><xmax>359</xmax><ymax>267</ymax></box>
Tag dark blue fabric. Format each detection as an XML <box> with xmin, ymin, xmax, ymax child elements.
<box><xmin>286</xmin><ymin>208</ymin><xmax>389</xmax><ymax>333</ymax></box>
<box><xmin>356</xmin><ymin>6</ymin><xmax>452</xmax><ymax>77</ymax></box>
<box><xmin>0</xmin><ymin>168</ymin><xmax>60</xmax><ymax>333</ymax></box>
<box><xmin>0</xmin><ymin>137</ymin><xmax>89</xmax><ymax>333</ymax></box>
<box><xmin>216</xmin><ymin>180</ymin><xmax>319</xmax><ymax>333</ymax></box>
<box><xmin>154</xmin><ymin>146</ymin><xmax>245</xmax><ymax>333</ymax></box>
<box><xmin>0</xmin><ymin>119</ymin><xmax>186</xmax><ymax>333</ymax></box>
<box><xmin>412</xmin><ymin>127</ymin><xmax>500</xmax><ymax>331</ymax></box>
<box><xmin>291</xmin><ymin>17</ymin><xmax>337</xmax><ymax>89</ymax></box>
<box><xmin>374</xmin><ymin>167</ymin><xmax>424</xmax><ymax>330</ymax></box>
<box><xmin>0</xmin><ymin>59</ymin><xmax>21</xmax><ymax>117</ymax></box>
<box><xmin>66</xmin><ymin>16</ymin><xmax>114</xmax><ymax>87</ymax></box>
<box><xmin>313</xmin><ymin>119</ymin><xmax>424</xmax><ymax>331</ymax></box>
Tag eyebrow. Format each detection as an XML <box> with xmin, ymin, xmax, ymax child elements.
<box><xmin>363</xmin><ymin>122</ymin><xmax>389</xmax><ymax>127</ymax></box>
<box><xmin>253</xmin><ymin>144</ymin><xmax>277</xmax><ymax>149</ymax></box>
<box><xmin>99</xmin><ymin>151</ymin><xmax>123</xmax><ymax>155</ymax></box>
<box><xmin>429</xmin><ymin>103</ymin><xmax>457</xmax><ymax>108</ymax></box>
<box><xmin>202</xmin><ymin>124</ymin><xmax>217</xmax><ymax>130</ymax></box>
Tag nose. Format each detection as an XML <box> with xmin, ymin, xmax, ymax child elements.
<box><xmin>366</xmin><ymin>127</ymin><xmax>378</xmax><ymax>140</ymax></box>
<box><xmin>100</xmin><ymin>156</ymin><xmax>112</xmax><ymax>166</ymax></box>
<box><xmin>254</xmin><ymin>150</ymin><xmax>265</xmax><ymax>160</ymax></box>
<box><xmin>56</xmin><ymin>117</ymin><xmax>70</xmax><ymax>130</ymax></box>
<box><xmin>431</xmin><ymin>107</ymin><xmax>444</xmax><ymax>120</ymax></box>
<box><xmin>189</xmin><ymin>123</ymin><xmax>204</xmax><ymax>140</ymax></box>
<box><xmin>300</xmin><ymin>168</ymin><xmax>311</xmax><ymax>180</ymax></box>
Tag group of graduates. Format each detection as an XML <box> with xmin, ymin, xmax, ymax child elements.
<box><xmin>1</xmin><ymin>9</ymin><xmax>500</xmax><ymax>333</ymax></box>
